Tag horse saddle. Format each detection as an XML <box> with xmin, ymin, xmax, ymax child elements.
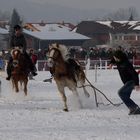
<box><xmin>12</xmin><ymin>60</ymin><xmax>19</xmax><ymax>67</ymax></box>
<box><xmin>66</xmin><ymin>58</ymin><xmax>81</xmax><ymax>82</ymax></box>
<box><xmin>67</xmin><ymin>58</ymin><xmax>81</xmax><ymax>72</ymax></box>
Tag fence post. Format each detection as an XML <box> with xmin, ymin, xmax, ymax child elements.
<box><xmin>94</xmin><ymin>64</ymin><xmax>97</xmax><ymax>82</ymax></box>
<box><xmin>99</xmin><ymin>58</ymin><xmax>102</xmax><ymax>69</ymax></box>
<box><xmin>133</xmin><ymin>56</ymin><xmax>135</xmax><ymax>67</ymax></box>
<box><xmin>105</xmin><ymin>60</ymin><xmax>108</xmax><ymax>69</ymax></box>
<box><xmin>36</xmin><ymin>60</ymin><xmax>39</xmax><ymax>71</ymax></box>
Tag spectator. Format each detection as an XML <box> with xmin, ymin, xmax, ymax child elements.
<box><xmin>29</xmin><ymin>49</ymin><xmax>38</xmax><ymax>65</ymax></box>
<box><xmin>28</xmin><ymin>49</ymin><xmax>38</xmax><ymax>79</ymax></box>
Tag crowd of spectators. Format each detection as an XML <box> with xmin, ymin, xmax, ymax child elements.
<box><xmin>0</xmin><ymin>46</ymin><xmax>139</xmax><ymax>71</ymax></box>
<box><xmin>0</xmin><ymin>46</ymin><xmax>138</xmax><ymax>61</ymax></box>
<box><xmin>69</xmin><ymin>46</ymin><xmax>138</xmax><ymax>60</ymax></box>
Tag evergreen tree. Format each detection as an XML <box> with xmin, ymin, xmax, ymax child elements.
<box><xmin>9</xmin><ymin>9</ymin><xmax>22</xmax><ymax>37</ymax></box>
<box><xmin>8</xmin><ymin>9</ymin><xmax>22</xmax><ymax>48</ymax></box>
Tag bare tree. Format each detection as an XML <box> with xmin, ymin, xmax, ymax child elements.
<box><xmin>0</xmin><ymin>10</ymin><xmax>10</xmax><ymax>20</ymax></box>
<box><xmin>103</xmin><ymin>7</ymin><xmax>139</xmax><ymax>21</ymax></box>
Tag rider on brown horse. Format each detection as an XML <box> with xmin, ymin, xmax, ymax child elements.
<box><xmin>6</xmin><ymin>25</ymin><xmax>37</xmax><ymax>80</ymax></box>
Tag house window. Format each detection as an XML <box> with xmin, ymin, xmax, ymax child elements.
<box><xmin>124</xmin><ymin>35</ymin><xmax>136</xmax><ymax>40</ymax></box>
<box><xmin>137</xmin><ymin>36</ymin><xmax>140</xmax><ymax>40</ymax></box>
<box><xmin>119</xmin><ymin>36</ymin><xmax>122</xmax><ymax>40</ymax></box>
<box><xmin>114</xmin><ymin>35</ymin><xmax>118</xmax><ymax>40</ymax></box>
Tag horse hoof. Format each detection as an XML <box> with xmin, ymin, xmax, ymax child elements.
<box><xmin>63</xmin><ymin>108</ymin><xmax>69</xmax><ymax>112</ymax></box>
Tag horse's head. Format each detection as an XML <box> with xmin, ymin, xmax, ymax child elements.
<box><xmin>11</xmin><ymin>49</ymin><xmax>22</xmax><ymax>68</ymax></box>
<box><xmin>47</xmin><ymin>43</ymin><xmax>68</xmax><ymax>67</ymax></box>
<box><xmin>11</xmin><ymin>48</ymin><xmax>28</xmax><ymax>96</ymax></box>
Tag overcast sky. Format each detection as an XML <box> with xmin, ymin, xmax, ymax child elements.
<box><xmin>30</xmin><ymin>0</ymin><xmax>140</xmax><ymax>11</ymax></box>
<box><xmin>1</xmin><ymin>0</ymin><xmax>140</xmax><ymax>23</ymax></box>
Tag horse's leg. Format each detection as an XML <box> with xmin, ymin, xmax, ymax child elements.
<box><xmin>72</xmin><ymin>88</ymin><xmax>83</xmax><ymax>109</ymax></box>
<box><xmin>57</xmin><ymin>85</ymin><xmax>68</xmax><ymax>111</ymax></box>
<box><xmin>12</xmin><ymin>79</ymin><xmax>15</xmax><ymax>89</ymax></box>
<box><xmin>20</xmin><ymin>81</ymin><xmax>23</xmax><ymax>90</ymax></box>
<box><xmin>78</xmin><ymin>70</ymin><xmax>90</xmax><ymax>98</ymax></box>
<box><xmin>24</xmin><ymin>79</ymin><xmax>28</xmax><ymax>96</ymax></box>
<box><xmin>83</xmin><ymin>86</ymin><xmax>90</xmax><ymax>98</ymax></box>
<box><xmin>15</xmin><ymin>80</ymin><xmax>19</xmax><ymax>92</ymax></box>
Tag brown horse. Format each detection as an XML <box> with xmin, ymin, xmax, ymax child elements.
<box><xmin>11</xmin><ymin>48</ymin><xmax>29</xmax><ymax>96</ymax></box>
<box><xmin>47</xmin><ymin>43</ymin><xmax>90</xmax><ymax>111</ymax></box>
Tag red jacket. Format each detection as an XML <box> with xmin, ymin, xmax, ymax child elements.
<box><xmin>31</xmin><ymin>54</ymin><xmax>37</xmax><ymax>64</ymax></box>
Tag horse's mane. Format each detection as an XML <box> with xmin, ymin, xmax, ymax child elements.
<box><xmin>50</xmin><ymin>43</ymin><xmax>69</xmax><ymax>61</ymax></box>
<box><xmin>11</xmin><ymin>48</ymin><xmax>29</xmax><ymax>71</ymax></box>
<box><xmin>11</xmin><ymin>48</ymin><xmax>22</xmax><ymax>58</ymax></box>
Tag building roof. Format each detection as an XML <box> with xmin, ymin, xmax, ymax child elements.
<box><xmin>24</xmin><ymin>23</ymin><xmax>90</xmax><ymax>40</ymax></box>
<box><xmin>96</xmin><ymin>21</ymin><xmax>140</xmax><ymax>33</ymax></box>
<box><xmin>75</xmin><ymin>20</ymin><xmax>140</xmax><ymax>36</ymax></box>
<box><xmin>0</xmin><ymin>27</ymin><xmax>8</xmax><ymax>34</ymax></box>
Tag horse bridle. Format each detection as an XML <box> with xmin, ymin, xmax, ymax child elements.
<box><xmin>12</xmin><ymin>49</ymin><xmax>21</xmax><ymax>67</ymax></box>
<box><xmin>48</xmin><ymin>48</ymin><xmax>60</xmax><ymax>61</ymax></box>
<box><xmin>13</xmin><ymin>60</ymin><xmax>19</xmax><ymax>67</ymax></box>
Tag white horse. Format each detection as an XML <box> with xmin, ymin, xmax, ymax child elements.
<box><xmin>47</xmin><ymin>43</ymin><xmax>90</xmax><ymax>111</ymax></box>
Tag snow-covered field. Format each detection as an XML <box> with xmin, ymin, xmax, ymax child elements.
<box><xmin>0</xmin><ymin>69</ymin><xmax>140</xmax><ymax>140</ymax></box>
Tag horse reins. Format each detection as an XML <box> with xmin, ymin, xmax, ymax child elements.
<box><xmin>76</xmin><ymin>59</ymin><xmax>123</xmax><ymax>107</ymax></box>
<box><xmin>47</xmin><ymin>47</ymin><xmax>122</xmax><ymax>107</ymax></box>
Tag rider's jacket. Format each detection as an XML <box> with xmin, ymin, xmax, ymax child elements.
<box><xmin>10</xmin><ymin>34</ymin><xmax>27</xmax><ymax>53</ymax></box>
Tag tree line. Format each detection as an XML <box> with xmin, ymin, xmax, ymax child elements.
<box><xmin>0</xmin><ymin>6</ymin><xmax>139</xmax><ymax>23</ymax></box>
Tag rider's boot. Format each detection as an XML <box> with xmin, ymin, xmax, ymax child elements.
<box><xmin>6</xmin><ymin>62</ymin><xmax>12</xmax><ymax>81</ymax></box>
<box><xmin>31</xmin><ymin>71</ymin><xmax>37</xmax><ymax>76</ymax></box>
<box><xmin>6</xmin><ymin>75</ymin><xmax>11</xmax><ymax>80</ymax></box>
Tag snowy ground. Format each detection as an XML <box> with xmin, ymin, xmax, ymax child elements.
<box><xmin>0</xmin><ymin>69</ymin><xmax>140</xmax><ymax>140</ymax></box>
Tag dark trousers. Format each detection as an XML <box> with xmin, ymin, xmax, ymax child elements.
<box><xmin>24</xmin><ymin>52</ymin><xmax>35</xmax><ymax>71</ymax></box>
<box><xmin>118</xmin><ymin>81</ymin><xmax>138</xmax><ymax>109</ymax></box>
<box><xmin>6</xmin><ymin>56</ymin><xmax>13</xmax><ymax>77</ymax></box>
